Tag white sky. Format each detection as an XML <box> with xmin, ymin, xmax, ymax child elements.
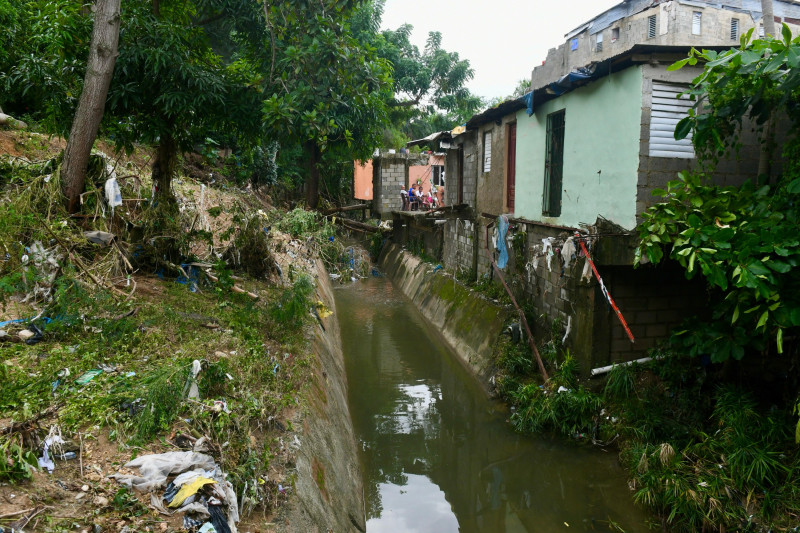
<box><xmin>380</xmin><ymin>0</ymin><xmax>622</xmax><ymax>101</ymax></box>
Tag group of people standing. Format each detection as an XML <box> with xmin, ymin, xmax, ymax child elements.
<box><xmin>400</xmin><ymin>184</ymin><xmax>439</xmax><ymax>211</ymax></box>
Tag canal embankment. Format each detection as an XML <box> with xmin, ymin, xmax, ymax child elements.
<box><xmin>275</xmin><ymin>259</ymin><xmax>366</xmax><ymax>532</ymax></box>
<box><xmin>378</xmin><ymin>243</ymin><xmax>511</xmax><ymax>388</ymax></box>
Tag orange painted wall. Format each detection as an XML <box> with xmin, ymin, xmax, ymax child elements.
<box><xmin>353</xmin><ymin>160</ymin><xmax>373</xmax><ymax>200</ymax></box>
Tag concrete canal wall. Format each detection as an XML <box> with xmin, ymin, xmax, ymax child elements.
<box><xmin>379</xmin><ymin>243</ymin><xmax>511</xmax><ymax>386</ymax></box>
<box><xmin>277</xmin><ymin>260</ymin><xmax>365</xmax><ymax>533</ymax></box>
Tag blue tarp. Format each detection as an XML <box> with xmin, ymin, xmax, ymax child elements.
<box><xmin>497</xmin><ymin>216</ymin><xmax>509</xmax><ymax>270</ymax></box>
<box><xmin>522</xmin><ymin>92</ymin><xmax>534</xmax><ymax>117</ymax></box>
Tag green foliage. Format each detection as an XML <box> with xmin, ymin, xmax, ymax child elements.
<box><xmin>274</xmin><ymin>208</ymin><xmax>326</xmax><ymax>238</ymax></box>
<box><xmin>509</xmin><ymin>380</ymin><xmax>602</xmax><ymax>438</ymax></box>
<box><xmin>270</xmin><ymin>275</ymin><xmax>314</xmax><ymax>331</ymax></box>
<box><xmin>624</xmin><ymin>386</ymin><xmax>800</xmax><ymax>532</ymax></box>
<box><xmin>260</xmin><ymin>1</ymin><xmax>392</xmax><ymax>175</ymax></box>
<box><xmin>0</xmin><ymin>1</ymin><xmax>91</xmax><ymax>129</ymax></box>
<box><xmin>0</xmin><ymin>438</ymin><xmax>38</xmax><ymax>483</ymax></box>
<box><xmin>670</xmin><ymin>28</ymin><xmax>800</xmax><ymax>163</ymax></box>
<box><xmin>603</xmin><ymin>362</ymin><xmax>637</xmax><ymax>401</ymax></box>
<box><xmin>368</xmin><ymin>232</ymin><xmax>386</xmax><ymax>261</ymax></box>
<box><xmin>136</xmin><ymin>364</ymin><xmax>189</xmax><ymax>442</ymax></box>
<box><xmin>637</xmin><ymin>169</ymin><xmax>800</xmax><ymax>361</ymax></box>
<box><xmin>639</xmin><ymin>33</ymin><xmax>800</xmax><ymax>362</ymax></box>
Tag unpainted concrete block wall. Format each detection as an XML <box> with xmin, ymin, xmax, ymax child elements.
<box><xmin>372</xmin><ymin>153</ymin><xmax>430</xmax><ymax>219</ymax></box>
<box><xmin>601</xmin><ymin>264</ymin><xmax>708</xmax><ymax>361</ymax></box>
<box><xmin>445</xmin><ymin>130</ymin><xmax>479</xmax><ymax>208</ymax></box>
<box><xmin>533</xmin><ymin>1</ymin><xmax>800</xmax><ymax>90</ymax></box>
<box><xmin>461</xmin><ymin>220</ymin><xmax>709</xmax><ymax>374</ymax></box>
<box><xmin>442</xmin><ymin>218</ymin><xmax>477</xmax><ymax>275</ymax></box>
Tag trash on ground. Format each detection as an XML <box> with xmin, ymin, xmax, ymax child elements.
<box><xmin>114</xmin><ymin>451</ymin><xmax>239</xmax><ymax>532</ymax></box>
<box><xmin>75</xmin><ymin>369</ymin><xmax>103</xmax><ymax>385</ymax></box>
<box><xmin>84</xmin><ymin>230</ymin><xmax>116</xmax><ymax>247</ymax></box>
<box><xmin>38</xmin><ymin>427</ymin><xmax>66</xmax><ymax>473</ymax></box>
<box><xmin>186</xmin><ymin>359</ymin><xmax>203</xmax><ymax>399</ymax></box>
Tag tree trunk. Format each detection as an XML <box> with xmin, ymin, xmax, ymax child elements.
<box><xmin>61</xmin><ymin>0</ymin><xmax>121</xmax><ymax>214</ymax></box>
<box><xmin>762</xmin><ymin>0</ymin><xmax>776</xmax><ymax>37</ymax></box>
<box><xmin>305</xmin><ymin>140</ymin><xmax>321</xmax><ymax>209</ymax></box>
<box><xmin>152</xmin><ymin>131</ymin><xmax>177</xmax><ymax>202</ymax></box>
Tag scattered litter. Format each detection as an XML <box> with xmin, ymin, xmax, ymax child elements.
<box><xmin>125</xmin><ymin>371</ymin><xmax>136</xmax><ymax>378</ymax></box>
<box><xmin>187</xmin><ymin>359</ymin><xmax>203</xmax><ymax>400</ymax></box>
<box><xmin>562</xmin><ymin>316</ymin><xmax>572</xmax><ymax>345</ymax></box>
<box><xmin>105</xmin><ymin>177</ymin><xmax>123</xmax><ymax>213</ymax></box>
<box><xmin>561</xmin><ymin>237</ymin><xmax>576</xmax><ymax>269</ymax></box>
<box><xmin>169</xmin><ymin>477</ymin><xmax>216</xmax><ymax>508</ymax></box>
<box><xmin>18</xmin><ymin>329</ymin><xmax>35</xmax><ymax>341</ymax></box>
<box><xmin>329</xmin><ymin>273</ymin><xmax>341</xmax><ymax>280</ymax></box>
<box><xmin>75</xmin><ymin>369</ymin><xmax>103</xmax><ymax>385</ymax></box>
<box><xmin>99</xmin><ymin>363</ymin><xmax>117</xmax><ymax>373</ymax></box>
<box><xmin>557</xmin><ymin>386</ymin><xmax>570</xmax><ymax>394</ymax></box>
<box><xmin>314</xmin><ymin>300</ymin><xmax>333</xmax><ymax>318</ymax></box>
<box><xmin>38</xmin><ymin>427</ymin><xmax>66</xmax><ymax>473</ymax></box>
<box><xmin>199</xmin><ymin>524</ymin><xmax>217</xmax><ymax>533</ymax></box>
<box><xmin>84</xmin><ymin>230</ymin><xmax>115</xmax><ymax>246</ymax></box>
<box><xmin>432</xmin><ymin>264</ymin><xmax>443</xmax><ymax>273</ymax></box>
<box><xmin>542</xmin><ymin>238</ymin><xmax>555</xmax><ymax>272</ymax></box>
<box><xmin>114</xmin><ymin>451</ymin><xmax>239</xmax><ymax>532</ymax></box>
<box><xmin>212</xmin><ymin>400</ymin><xmax>230</xmax><ymax>414</ymax></box>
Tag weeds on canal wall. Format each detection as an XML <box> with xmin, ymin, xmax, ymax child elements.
<box><xmin>494</xmin><ymin>323</ymin><xmax>800</xmax><ymax>531</ymax></box>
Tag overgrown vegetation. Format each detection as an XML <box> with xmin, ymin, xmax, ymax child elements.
<box><xmin>0</xmin><ymin>138</ymin><xmax>352</xmax><ymax>529</ymax></box>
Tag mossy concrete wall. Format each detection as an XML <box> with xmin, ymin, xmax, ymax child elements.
<box><xmin>379</xmin><ymin>243</ymin><xmax>511</xmax><ymax>385</ymax></box>
<box><xmin>277</xmin><ymin>259</ymin><xmax>365</xmax><ymax>533</ymax></box>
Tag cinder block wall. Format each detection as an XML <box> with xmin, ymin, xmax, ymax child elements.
<box><xmin>442</xmin><ymin>218</ymin><xmax>476</xmax><ymax>275</ymax></box>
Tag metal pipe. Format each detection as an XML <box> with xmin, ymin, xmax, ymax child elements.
<box><xmin>484</xmin><ymin>219</ymin><xmax>549</xmax><ymax>381</ymax></box>
<box><xmin>590</xmin><ymin>357</ymin><xmax>653</xmax><ymax>377</ymax></box>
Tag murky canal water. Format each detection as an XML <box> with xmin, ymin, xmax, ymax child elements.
<box><xmin>336</xmin><ymin>276</ymin><xmax>650</xmax><ymax>533</ymax></box>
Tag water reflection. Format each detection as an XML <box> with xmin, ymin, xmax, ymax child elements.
<box><xmin>336</xmin><ymin>277</ymin><xmax>649</xmax><ymax>532</ymax></box>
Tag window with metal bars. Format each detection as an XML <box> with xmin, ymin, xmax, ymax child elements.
<box><xmin>596</xmin><ymin>32</ymin><xmax>603</xmax><ymax>52</ymax></box>
<box><xmin>543</xmin><ymin>110</ymin><xmax>565</xmax><ymax>217</ymax></box>
<box><xmin>692</xmin><ymin>11</ymin><xmax>702</xmax><ymax>35</ymax></box>
<box><xmin>731</xmin><ymin>18</ymin><xmax>739</xmax><ymax>40</ymax></box>
<box><xmin>648</xmin><ymin>15</ymin><xmax>657</xmax><ymax>38</ymax></box>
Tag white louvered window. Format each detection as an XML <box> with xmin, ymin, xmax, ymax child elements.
<box><xmin>648</xmin><ymin>15</ymin><xmax>657</xmax><ymax>38</ymax></box>
<box><xmin>483</xmin><ymin>131</ymin><xmax>492</xmax><ymax>172</ymax></box>
<box><xmin>759</xmin><ymin>23</ymin><xmax>765</xmax><ymax>37</ymax></box>
<box><xmin>596</xmin><ymin>32</ymin><xmax>603</xmax><ymax>52</ymax></box>
<box><xmin>692</xmin><ymin>12</ymin><xmax>702</xmax><ymax>35</ymax></box>
<box><xmin>731</xmin><ymin>18</ymin><xmax>739</xmax><ymax>40</ymax></box>
<box><xmin>649</xmin><ymin>82</ymin><xmax>694</xmax><ymax>159</ymax></box>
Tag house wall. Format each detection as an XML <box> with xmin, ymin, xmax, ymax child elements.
<box><xmin>514</xmin><ymin>65</ymin><xmax>642</xmax><ymax>230</ymax></box>
<box><xmin>372</xmin><ymin>153</ymin><xmax>428</xmax><ymax>219</ymax></box>
<box><xmin>442</xmin><ymin>132</ymin><xmax>480</xmax><ymax>277</ymax></box>
<box><xmin>636</xmin><ymin>62</ymin><xmax>780</xmax><ymax>215</ymax></box>
<box><xmin>442</xmin><ymin>218</ymin><xmax>477</xmax><ymax>275</ymax></box>
<box><xmin>409</xmin><ymin>153</ymin><xmax>445</xmax><ymax>196</ymax></box>
<box><xmin>353</xmin><ymin>160</ymin><xmax>373</xmax><ymax>200</ymax></box>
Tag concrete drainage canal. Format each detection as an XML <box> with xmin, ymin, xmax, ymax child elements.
<box><xmin>335</xmin><ymin>274</ymin><xmax>650</xmax><ymax>532</ymax></box>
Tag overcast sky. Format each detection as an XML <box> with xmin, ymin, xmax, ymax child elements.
<box><xmin>380</xmin><ymin>0</ymin><xmax>622</xmax><ymax>101</ymax></box>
